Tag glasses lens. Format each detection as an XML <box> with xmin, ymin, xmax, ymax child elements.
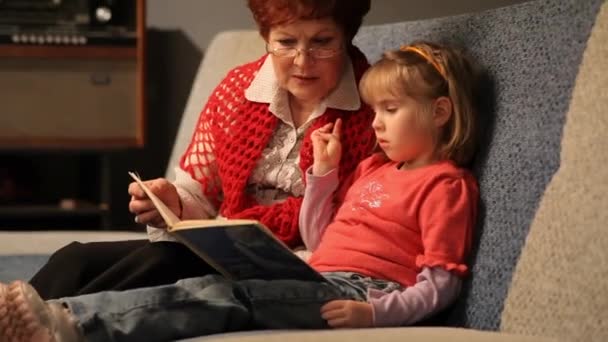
<box><xmin>312</xmin><ymin>48</ymin><xmax>337</xmax><ymax>58</ymax></box>
<box><xmin>267</xmin><ymin>45</ymin><xmax>339</xmax><ymax>58</ymax></box>
<box><xmin>272</xmin><ymin>47</ymin><xmax>295</xmax><ymax>57</ymax></box>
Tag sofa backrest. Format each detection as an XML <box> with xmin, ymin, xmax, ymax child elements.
<box><xmin>353</xmin><ymin>0</ymin><xmax>605</xmax><ymax>333</ymax></box>
<box><xmin>165</xmin><ymin>31</ymin><xmax>265</xmax><ymax>181</ymax></box>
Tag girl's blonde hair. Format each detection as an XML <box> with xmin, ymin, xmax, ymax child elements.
<box><xmin>359</xmin><ymin>41</ymin><xmax>479</xmax><ymax>166</ymax></box>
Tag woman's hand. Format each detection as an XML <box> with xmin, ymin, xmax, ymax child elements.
<box><xmin>311</xmin><ymin>118</ymin><xmax>342</xmax><ymax>176</ymax></box>
<box><xmin>321</xmin><ymin>299</ymin><xmax>374</xmax><ymax>328</ymax></box>
<box><xmin>128</xmin><ymin>178</ymin><xmax>181</xmax><ymax>228</ymax></box>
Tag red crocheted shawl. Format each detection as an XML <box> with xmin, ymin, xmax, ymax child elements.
<box><xmin>180</xmin><ymin>47</ymin><xmax>375</xmax><ymax>247</ymax></box>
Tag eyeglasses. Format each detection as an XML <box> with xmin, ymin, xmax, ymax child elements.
<box><xmin>266</xmin><ymin>44</ymin><xmax>342</xmax><ymax>59</ymax></box>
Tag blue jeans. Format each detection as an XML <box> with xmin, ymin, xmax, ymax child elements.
<box><xmin>54</xmin><ymin>272</ymin><xmax>402</xmax><ymax>342</ymax></box>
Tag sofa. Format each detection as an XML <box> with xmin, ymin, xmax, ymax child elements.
<box><xmin>1</xmin><ymin>0</ymin><xmax>606</xmax><ymax>340</ymax></box>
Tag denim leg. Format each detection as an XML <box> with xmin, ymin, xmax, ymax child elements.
<box><xmin>55</xmin><ymin>275</ymin><xmax>252</xmax><ymax>342</ymax></box>
<box><xmin>237</xmin><ymin>278</ymin><xmax>358</xmax><ymax>329</ymax></box>
<box><xmin>56</xmin><ymin>274</ymin><xmax>362</xmax><ymax>341</ymax></box>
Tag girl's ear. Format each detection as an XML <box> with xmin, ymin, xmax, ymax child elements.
<box><xmin>432</xmin><ymin>96</ymin><xmax>452</xmax><ymax>127</ymax></box>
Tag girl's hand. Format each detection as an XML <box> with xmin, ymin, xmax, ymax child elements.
<box><xmin>311</xmin><ymin>118</ymin><xmax>342</xmax><ymax>176</ymax></box>
<box><xmin>128</xmin><ymin>178</ymin><xmax>181</xmax><ymax>228</ymax></box>
<box><xmin>321</xmin><ymin>300</ymin><xmax>374</xmax><ymax>328</ymax></box>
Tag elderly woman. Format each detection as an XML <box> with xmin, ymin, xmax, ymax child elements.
<box><xmin>29</xmin><ymin>0</ymin><xmax>375</xmax><ymax>300</ymax></box>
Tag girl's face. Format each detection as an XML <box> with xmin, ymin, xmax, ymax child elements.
<box><xmin>266</xmin><ymin>18</ymin><xmax>346</xmax><ymax>106</ymax></box>
<box><xmin>371</xmin><ymin>95</ymin><xmax>438</xmax><ymax>167</ymax></box>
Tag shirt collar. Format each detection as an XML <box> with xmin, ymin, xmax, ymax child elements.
<box><xmin>245</xmin><ymin>55</ymin><xmax>361</xmax><ymax>115</ymax></box>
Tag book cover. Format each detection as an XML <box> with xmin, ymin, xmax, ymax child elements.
<box><xmin>128</xmin><ymin>172</ymin><xmax>325</xmax><ymax>282</ymax></box>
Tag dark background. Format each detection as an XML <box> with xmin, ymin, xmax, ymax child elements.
<box><xmin>0</xmin><ymin>29</ymin><xmax>201</xmax><ymax>230</ymax></box>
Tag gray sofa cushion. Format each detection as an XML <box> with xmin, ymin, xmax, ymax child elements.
<box><xmin>355</xmin><ymin>0</ymin><xmax>603</xmax><ymax>330</ymax></box>
<box><xmin>0</xmin><ymin>255</ymin><xmax>50</xmax><ymax>282</ymax></box>
<box><xmin>0</xmin><ymin>231</ymin><xmax>145</xmax><ymax>282</ymax></box>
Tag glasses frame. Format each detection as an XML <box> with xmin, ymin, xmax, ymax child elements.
<box><xmin>265</xmin><ymin>44</ymin><xmax>343</xmax><ymax>59</ymax></box>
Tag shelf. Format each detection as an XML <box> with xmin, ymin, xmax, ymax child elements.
<box><xmin>0</xmin><ymin>45</ymin><xmax>137</xmax><ymax>59</ymax></box>
<box><xmin>0</xmin><ymin>202</ymin><xmax>111</xmax><ymax>230</ymax></box>
<box><xmin>0</xmin><ymin>137</ymin><xmax>143</xmax><ymax>150</ymax></box>
<box><xmin>0</xmin><ymin>204</ymin><xmax>109</xmax><ymax>218</ymax></box>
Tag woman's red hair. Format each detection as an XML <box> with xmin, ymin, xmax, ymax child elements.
<box><xmin>247</xmin><ymin>0</ymin><xmax>370</xmax><ymax>43</ymax></box>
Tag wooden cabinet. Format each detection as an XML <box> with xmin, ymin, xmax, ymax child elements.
<box><xmin>0</xmin><ymin>0</ymin><xmax>146</xmax><ymax>148</ymax></box>
<box><xmin>0</xmin><ymin>0</ymin><xmax>146</xmax><ymax>229</ymax></box>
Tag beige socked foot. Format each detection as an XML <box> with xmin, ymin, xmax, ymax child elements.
<box><xmin>0</xmin><ymin>281</ymin><xmax>83</xmax><ymax>342</ymax></box>
<box><xmin>0</xmin><ymin>282</ymin><xmax>10</xmax><ymax>339</ymax></box>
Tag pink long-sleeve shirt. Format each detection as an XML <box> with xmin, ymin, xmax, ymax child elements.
<box><xmin>299</xmin><ymin>154</ymin><xmax>478</xmax><ymax>326</ymax></box>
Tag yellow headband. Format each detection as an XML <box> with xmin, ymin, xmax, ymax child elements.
<box><xmin>400</xmin><ymin>45</ymin><xmax>447</xmax><ymax>80</ymax></box>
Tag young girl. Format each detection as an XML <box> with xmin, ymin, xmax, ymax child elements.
<box><xmin>0</xmin><ymin>41</ymin><xmax>479</xmax><ymax>341</ymax></box>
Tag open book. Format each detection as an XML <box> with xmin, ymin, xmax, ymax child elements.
<box><xmin>128</xmin><ymin>172</ymin><xmax>325</xmax><ymax>282</ymax></box>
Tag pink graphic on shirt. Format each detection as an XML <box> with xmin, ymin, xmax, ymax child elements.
<box><xmin>350</xmin><ymin>181</ymin><xmax>389</xmax><ymax>212</ymax></box>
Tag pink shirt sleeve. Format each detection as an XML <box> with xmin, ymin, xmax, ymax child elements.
<box><xmin>298</xmin><ymin>155</ymin><xmax>380</xmax><ymax>250</ymax></box>
<box><xmin>416</xmin><ymin>173</ymin><xmax>478</xmax><ymax>275</ymax></box>
<box><xmin>298</xmin><ymin>167</ymin><xmax>340</xmax><ymax>251</ymax></box>
<box><xmin>367</xmin><ymin>267</ymin><xmax>461</xmax><ymax>327</ymax></box>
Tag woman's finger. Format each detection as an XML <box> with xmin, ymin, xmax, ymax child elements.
<box><xmin>127</xmin><ymin>181</ymin><xmax>147</xmax><ymax>198</ymax></box>
<box><xmin>136</xmin><ymin>210</ymin><xmax>166</xmax><ymax>228</ymax></box>
<box><xmin>129</xmin><ymin>199</ymin><xmax>156</xmax><ymax>214</ymax></box>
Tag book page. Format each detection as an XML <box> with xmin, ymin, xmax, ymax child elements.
<box><xmin>173</xmin><ymin>218</ymin><xmax>259</xmax><ymax>229</ymax></box>
<box><xmin>128</xmin><ymin>172</ymin><xmax>180</xmax><ymax>228</ymax></box>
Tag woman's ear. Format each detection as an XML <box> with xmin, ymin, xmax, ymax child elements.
<box><xmin>432</xmin><ymin>96</ymin><xmax>452</xmax><ymax>127</ymax></box>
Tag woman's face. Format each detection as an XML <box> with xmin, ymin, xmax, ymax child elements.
<box><xmin>266</xmin><ymin>18</ymin><xmax>346</xmax><ymax>106</ymax></box>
